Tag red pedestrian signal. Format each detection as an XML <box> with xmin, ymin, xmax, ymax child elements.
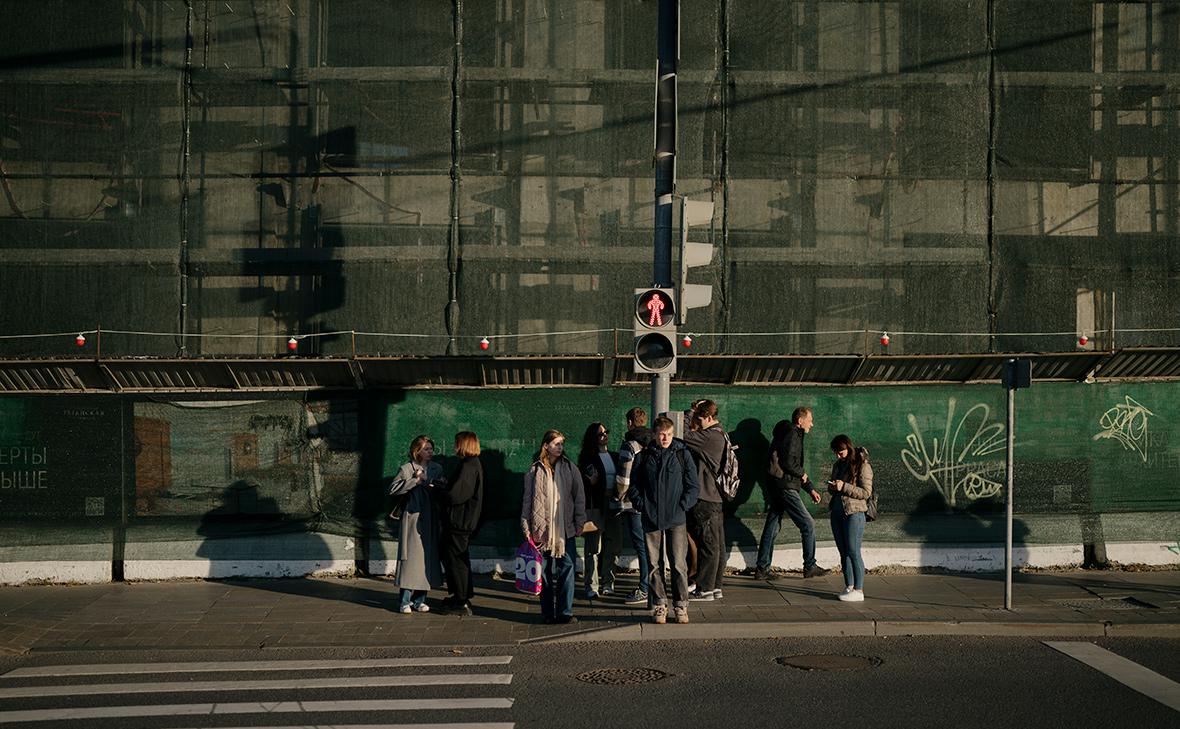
<box><xmin>633</xmin><ymin>288</ymin><xmax>678</xmax><ymax>374</ymax></box>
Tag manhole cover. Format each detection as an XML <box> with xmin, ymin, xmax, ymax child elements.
<box><xmin>777</xmin><ymin>654</ymin><xmax>882</xmax><ymax>671</ymax></box>
<box><xmin>575</xmin><ymin>667</ymin><xmax>668</xmax><ymax>685</ymax></box>
<box><xmin>1056</xmin><ymin>597</ymin><xmax>1156</xmax><ymax>610</ymax></box>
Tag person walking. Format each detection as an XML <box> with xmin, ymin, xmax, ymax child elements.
<box><xmin>755</xmin><ymin>407</ymin><xmax>829</xmax><ymax>580</ymax></box>
<box><xmin>828</xmin><ymin>434</ymin><xmax>873</xmax><ymax>602</ymax></box>
<box><xmin>576</xmin><ymin>422</ymin><xmax>610</xmax><ymax>599</ymax></box>
<box><xmin>435</xmin><ymin>431</ymin><xmax>484</xmax><ymax>615</ymax></box>
<box><xmin>631</xmin><ymin>416</ymin><xmax>699</xmax><ymax>624</ymax></box>
<box><xmin>521</xmin><ymin>429</ymin><xmax>586</xmax><ymax>624</ymax></box>
<box><xmin>387</xmin><ymin>435</ymin><xmax>445</xmax><ymax>613</ymax></box>
<box><xmin>614</xmin><ymin>408</ymin><xmax>653</xmax><ymax>605</ymax></box>
<box><xmin>683</xmin><ymin>399</ymin><xmax>727</xmax><ymax>602</ymax></box>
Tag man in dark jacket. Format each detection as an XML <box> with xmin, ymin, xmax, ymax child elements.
<box><xmin>683</xmin><ymin>399</ymin><xmax>728</xmax><ymax>602</ymax></box>
<box><xmin>632</xmin><ymin>416</ymin><xmax>699</xmax><ymax>624</ymax></box>
<box><xmin>614</xmin><ymin>407</ymin><xmax>654</xmax><ymax>604</ymax></box>
<box><xmin>755</xmin><ymin>407</ymin><xmax>829</xmax><ymax>580</ymax></box>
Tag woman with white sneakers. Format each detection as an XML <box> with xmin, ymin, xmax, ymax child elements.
<box><xmin>827</xmin><ymin>434</ymin><xmax>873</xmax><ymax>603</ymax></box>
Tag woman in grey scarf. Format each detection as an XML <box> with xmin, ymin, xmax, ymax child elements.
<box><xmin>521</xmin><ymin>429</ymin><xmax>587</xmax><ymax>624</ymax></box>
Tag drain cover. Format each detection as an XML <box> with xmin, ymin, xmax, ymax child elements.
<box><xmin>777</xmin><ymin>654</ymin><xmax>882</xmax><ymax>671</ymax></box>
<box><xmin>575</xmin><ymin>667</ymin><xmax>668</xmax><ymax>685</ymax></box>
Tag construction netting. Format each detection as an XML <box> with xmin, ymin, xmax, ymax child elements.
<box><xmin>1</xmin><ymin>0</ymin><xmax>1179</xmax><ymax>361</ymax></box>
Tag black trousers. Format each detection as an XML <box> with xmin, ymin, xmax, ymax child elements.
<box><xmin>687</xmin><ymin>500</ymin><xmax>726</xmax><ymax>592</ymax></box>
<box><xmin>441</xmin><ymin>528</ymin><xmax>474</xmax><ymax>601</ymax></box>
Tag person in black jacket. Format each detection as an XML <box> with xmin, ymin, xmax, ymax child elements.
<box><xmin>754</xmin><ymin>407</ymin><xmax>830</xmax><ymax>580</ymax></box>
<box><xmin>683</xmin><ymin>399</ymin><xmax>728</xmax><ymax>602</ymax></box>
<box><xmin>632</xmin><ymin>416</ymin><xmax>699</xmax><ymax>624</ymax></box>
<box><xmin>436</xmin><ymin>431</ymin><xmax>484</xmax><ymax>614</ymax></box>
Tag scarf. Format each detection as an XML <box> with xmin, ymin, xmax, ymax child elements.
<box><xmin>527</xmin><ymin>462</ymin><xmax>565</xmax><ymax>558</ymax></box>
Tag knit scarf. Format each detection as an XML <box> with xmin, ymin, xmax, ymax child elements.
<box><xmin>528</xmin><ymin>462</ymin><xmax>564</xmax><ymax>558</ymax></box>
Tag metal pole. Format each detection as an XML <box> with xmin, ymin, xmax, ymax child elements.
<box><xmin>1005</xmin><ymin>379</ymin><xmax>1015</xmax><ymax>610</ymax></box>
<box><xmin>652</xmin><ymin>0</ymin><xmax>678</xmax><ymax>416</ymax></box>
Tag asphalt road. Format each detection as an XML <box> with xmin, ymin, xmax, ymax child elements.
<box><xmin>0</xmin><ymin>637</ymin><xmax>1175</xmax><ymax>728</ymax></box>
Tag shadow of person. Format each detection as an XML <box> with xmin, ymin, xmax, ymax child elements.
<box><xmin>726</xmin><ymin>418</ymin><xmax>768</xmax><ymax>571</ymax></box>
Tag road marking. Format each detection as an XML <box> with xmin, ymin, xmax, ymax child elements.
<box><xmin>0</xmin><ymin>698</ymin><xmax>514</xmax><ymax>724</ymax></box>
<box><xmin>167</xmin><ymin>725</ymin><xmax>514</xmax><ymax>729</ymax></box>
<box><xmin>2</xmin><ymin>656</ymin><xmax>512</xmax><ymax>678</ymax></box>
<box><xmin>0</xmin><ymin>673</ymin><xmax>513</xmax><ymax>699</ymax></box>
<box><xmin>1045</xmin><ymin>641</ymin><xmax>1180</xmax><ymax>712</ymax></box>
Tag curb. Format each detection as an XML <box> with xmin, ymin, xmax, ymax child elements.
<box><xmin>538</xmin><ymin>620</ymin><xmax>1180</xmax><ymax>642</ymax></box>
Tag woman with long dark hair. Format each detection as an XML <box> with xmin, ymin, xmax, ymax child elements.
<box><xmin>388</xmin><ymin>435</ymin><xmax>445</xmax><ymax>613</ymax></box>
<box><xmin>436</xmin><ymin>431</ymin><xmax>484</xmax><ymax>615</ymax></box>
<box><xmin>827</xmin><ymin>434</ymin><xmax>873</xmax><ymax>602</ymax></box>
<box><xmin>576</xmin><ymin>422</ymin><xmax>611</xmax><ymax>598</ymax></box>
<box><xmin>521</xmin><ymin>429</ymin><xmax>586</xmax><ymax>624</ymax></box>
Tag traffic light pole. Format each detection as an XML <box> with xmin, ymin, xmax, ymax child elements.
<box><xmin>652</xmin><ymin>0</ymin><xmax>678</xmax><ymax>418</ymax></box>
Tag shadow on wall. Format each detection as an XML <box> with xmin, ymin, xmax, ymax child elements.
<box><xmin>901</xmin><ymin>491</ymin><xmax>1031</xmax><ymax>571</ymax></box>
<box><xmin>725</xmin><ymin>418</ymin><xmax>768</xmax><ymax>566</ymax></box>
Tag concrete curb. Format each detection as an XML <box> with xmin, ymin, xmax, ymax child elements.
<box><xmin>537</xmin><ymin>620</ymin><xmax>1180</xmax><ymax>642</ymax></box>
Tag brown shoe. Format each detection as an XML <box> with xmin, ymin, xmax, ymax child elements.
<box><xmin>673</xmin><ymin>606</ymin><xmax>689</xmax><ymax>624</ymax></box>
<box><xmin>652</xmin><ymin>605</ymin><xmax>667</xmax><ymax>624</ymax></box>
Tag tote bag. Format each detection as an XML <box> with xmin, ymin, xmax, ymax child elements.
<box><xmin>514</xmin><ymin>539</ymin><xmax>543</xmax><ymax>595</ymax></box>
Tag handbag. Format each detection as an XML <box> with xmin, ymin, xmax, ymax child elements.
<box><xmin>514</xmin><ymin>539</ymin><xmax>543</xmax><ymax>595</ymax></box>
<box><xmin>865</xmin><ymin>492</ymin><xmax>878</xmax><ymax>522</ymax></box>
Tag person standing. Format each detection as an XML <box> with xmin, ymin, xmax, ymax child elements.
<box><xmin>683</xmin><ymin>399</ymin><xmax>727</xmax><ymax>602</ymax></box>
<box><xmin>755</xmin><ymin>407</ymin><xmax>829</xmax><ymax>580</ymax></box>
<box><xmin>576</xmin><ymin>422</ymin><xmax>610</xmax><ymax>599</ymax></box>
<box><xmin>614</xmin><ymin>408</ymin><xmax>653</xmax><ymax>605</ymax></box>
<box><xmin>631</xmin><ymin>416</ymin><xmax>699</xmax><ymax>624</ymax></box>
<box><xmin>436</xmin><ymin>431</ymin><xmax>484</xmax><ymax>615</ymax></box>
<box><xmin>828</xmin><ymin>434</ymin><xmax>873</xmax><ymax>602</ymax></box>
<box><xmin>521</xmin><ymin>429</ymin><xmax>586</xmax><ymax>624</ymax></box>
<box><xmin>388</xmin><ymin>435</ymin><xmax>445</xmax><ymax>613</ymax></box>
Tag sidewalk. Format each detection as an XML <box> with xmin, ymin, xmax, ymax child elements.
<box><xmin>1</xmin><ymin>569</ymin><xmax>1178</xmax><ymax>654</ymax></box>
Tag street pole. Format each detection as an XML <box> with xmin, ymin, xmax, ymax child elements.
<box><xmin>652</xmin><ymin>0</ymin><xmax>678</xmax><ymax>418</ymax></box>
<box><xmin>1005</xmin><ymin>374</ymin><xmax>1015</xmax><ymax>610</ymax></box>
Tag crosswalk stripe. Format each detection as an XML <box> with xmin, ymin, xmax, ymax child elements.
<box><xmin>3</xmin><ymin>656</ymin><xmax>512</xmax><ymax>679</ymax></box>
<box><xmin>0</xmin><ymin>673</ymin><xmax>513</xmax><ymax>699</ymax></box>
<box><xmin>167</xmin><ymin>725</ymin><xmax>515</xmax><ymax>729</ymax></box>
<box><xmin>1045</xmin><ymin>641</ymin><xmax>1180</xmax><ymax>713</ymax></box>
<box><xmin>0</xmin><ymin>698</ymin><xmax>514</xmax><ymax>724</ymax></box>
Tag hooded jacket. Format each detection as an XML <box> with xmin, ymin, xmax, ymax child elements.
<box><xmin>631</xmin><ymin>437</ymin><xmax>699</xmax><ymax>532</ymax></box>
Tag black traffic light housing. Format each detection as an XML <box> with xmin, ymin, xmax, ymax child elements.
<box><xmin>634</xmin><ymin>287</ymin><xmax>677</xmax><ymax>374</ymax></box>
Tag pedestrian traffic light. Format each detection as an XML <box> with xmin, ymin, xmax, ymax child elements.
<box><xmin>634</xmin><ymin>287</ymin><xmax>677</xmax><ymax>374</ymax></box>
<box><xmin>677</xmin><ymin>198</ymin><xmax>715</xmax><ymax>325</ymax></box>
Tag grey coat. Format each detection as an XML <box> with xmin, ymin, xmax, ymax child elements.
<box><xmin>389</xmin><ymin>460</ymin><xmax>444</xmax><ymax>591</ymax></box>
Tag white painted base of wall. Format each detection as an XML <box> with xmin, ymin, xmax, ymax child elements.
<box><xmin>123</xmin><ymin>559</ymin><xmax>355</xmax><ymax>580</ymax></box>
<box><xmin>3</xmin><ymin>541</ymin><xmax>1175</xmax><ymax>585</ymax></box>
<box><xmin>0</xmin><ymin>561</ymin><xmax>110</xmax><ymax>585</ymax></box>
<box><xmin>1105</xmin><ymin>541</ymin><xmax>1180</xmax><ymax>566</ymax></box>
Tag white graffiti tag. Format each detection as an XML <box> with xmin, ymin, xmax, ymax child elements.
<box><xmin>1092</xmin><ymin>396</ymin><xmax>1154</xmax><ymax>463</ymax></box>
<box><xmin>900</xmin><ymin>399</ymin><xmax>1006</xmax><ymax>507</ymax></box>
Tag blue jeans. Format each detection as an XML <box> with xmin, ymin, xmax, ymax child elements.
<box><xmin>541</xmin><ymin>536</ymin><xmax>577</xmax><ymax>619</ymax></box>
<box><xmin>756</xmin><ymin>489</ymin><xmax>816</xmax><ymax>571</ymax></box>
<box><xmin>399</xmin><ymin>589</ymin><xmax>426</xmax><ymax>610</ymax></box>
<box><xmin>830</xmin><ymin>505</ymin><xmax>866</xmax><ymax>589</ymax></box>
<box><xmin>625</xmin><ymin>511</ymin><xmax>650</xmax><ymax>594</ymax></box>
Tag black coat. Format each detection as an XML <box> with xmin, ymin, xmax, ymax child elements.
<box><xmin>770</xmin><ymin>425</ymin><xmax>810</xmax><ymax>494</ymax></box>
<box><xmin>438</xmin><ymin>456</ymin><xmax>484</xmax><ymax>533</ymax></box>
<box><xmin>632</xmin><ymin>438</ymin><xmax>700</xmax><ymax>532</ymax></box>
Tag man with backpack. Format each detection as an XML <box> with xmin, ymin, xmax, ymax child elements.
<box><xmin>683</xmin><ymin>399</ymin><xmax>731</xmax><ymax>601</ymax></box>
<box><xmin>631</xmin><ymin>415</ymin><xmax>699</xmax><ymax>624</ymax></box>
<box><xmin>755</xmin><ymin>407</ymin><xmax>830</xmax><ymax>580</ymax></box>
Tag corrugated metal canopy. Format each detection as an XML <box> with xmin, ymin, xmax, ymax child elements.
<box><xmin>0</xmin><ymin>349</ymin><xmax>1177</xmax><ymax>393</ymax></box>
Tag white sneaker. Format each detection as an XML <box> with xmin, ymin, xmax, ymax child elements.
<box><xmin>838</xmin><ymin>589</ymin><xmax>865</xmax><ymax>602</ymax></box>
<box><xmin>413</xmin><ymin>603</ymin><xmax>430</xmax><ymax>613</ymax></box>
<box><xmin>840</xmin><ymin>586</ymin><xmax>853</xmax><ymax>595</ymax></box>
<box><xmin>399</xmin><ymin>604</ymin><xmax>413</xmax><ymax>614</ymax></box>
